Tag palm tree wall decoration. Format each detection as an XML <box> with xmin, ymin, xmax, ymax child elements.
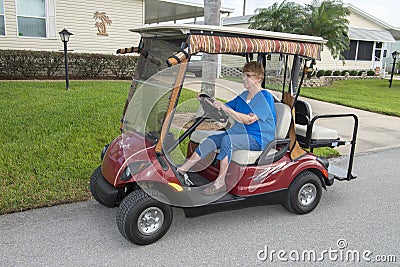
<box><xmin>94</xmin><ymin>11</ymin><xmax>112</xmax><ymax>36</ymax></box>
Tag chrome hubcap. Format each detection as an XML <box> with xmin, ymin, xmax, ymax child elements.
<box><xmin>298</xmin><ymin>183</ymin><xmax>317</xmax><ymax>207</ymax></box>
<box><xmin>137</xmin><ymin>207</ymin><xmax>164</xmax><ymax>235</ymax></box>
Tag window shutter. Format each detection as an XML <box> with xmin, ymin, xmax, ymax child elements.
<box><xmin>47</xmin><ymin>0</ymin><xmax>56</xmax><ymax>38</ymax></box>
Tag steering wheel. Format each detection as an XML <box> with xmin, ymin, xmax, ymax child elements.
<box><xmin>198</xmin><ymin>93</ymin><xmax>228</xmax><ymax>123</ymax></box>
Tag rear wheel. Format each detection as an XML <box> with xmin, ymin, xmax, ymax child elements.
<box><xmin>283</xmin><ymin>171</ymin><xmax>322</xmax><ymax>214</ymax></box>
<box><xmin>116</xmin><ymin>189</ymin><xmax>173</xmax><ymax>245</ymax></box>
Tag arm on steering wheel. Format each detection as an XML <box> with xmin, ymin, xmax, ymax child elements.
<box><xmin>199</xmin><ymin>93</ymin><xmax>257</xmax><ymax>125</ymax></box>
<box><xmin>198</xmin><ymin>94</ymin><xmax>228</xmax><ymax>123</ymax></box>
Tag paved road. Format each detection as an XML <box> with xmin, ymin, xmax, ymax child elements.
<box><xmin>1</xmin><ymin>147</ymin><xmax>399</xmax><ymax>266</ymax></box>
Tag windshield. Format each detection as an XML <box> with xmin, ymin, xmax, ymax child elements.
<box><xmin>123</xmin><ymin>64</ymin><xmax>184</xmax><ymax>140</ymax></box>
<box><xmin>122</xmin><ymin>37</ymin><xmax>184</xmax><ymax>139</ymax></box>
<box><xmin>135</xmin><ymin>37</ymin><xmax>184</xmax><ymax>80</ymax></box>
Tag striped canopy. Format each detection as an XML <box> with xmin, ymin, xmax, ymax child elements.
<box><xmin>189</xmin><ymin>34</ymin><xmax>322</xmax><ymax>60</ymax></box>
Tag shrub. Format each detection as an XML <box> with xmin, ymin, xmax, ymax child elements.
<box><xmin>333</xmin><ymin>70</ymin><xmax>341</xmax><ymax>76</ymax></box>
<box><xmin>367</xmin><ymin>70</ymin><xmax>375</xmax><ymax>76</ymax></box>
<box><xmin>349</xmin><ymin>70</ymin><xmax>358</xmax><ymax>76</ymax></box>
<box><xmin>358</xmin><ymin>70</ymin><xmax>364</xmax><ymax>76</ymax></box>
<box><xmin>341</xmin><ymin>70</ymin><xmax>349</xmax><ymax>76</ymax></box>
<box><xmin>316</xmin><ymin>70</ymin><xmax>325</xmax><ymax>77</ymax></box>
<box><xmin>324</xmin><ymin>70</ymin><xmax>332</xmax><ymax>76</ymax></box>
<box><xmin>0</xmin><ymin>50</ymin><xmax>62</xmax><ymax>79</ymax></box>
<box><xmin>0</xmin><ymin>49</ymin><xmax>137</xmax><ymax>80</ymax></box>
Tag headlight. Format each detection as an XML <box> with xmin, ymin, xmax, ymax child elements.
<box><xmin>120</xmin><ymin>161</ymin><xmax>151</xmax><ymax>181</ymax></box>
<box><xmin>100</xmin><ymin>144</ymin><xmax>110</xmax><ymax>160</ymax></box>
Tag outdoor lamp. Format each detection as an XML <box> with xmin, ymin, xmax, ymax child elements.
<box><xmin>389</xmin><ymin>50</ymin><xmax>398</xmax><ymax>88</ymax></box>
<box><xmin>59</xmin><ymin>29</ymin><xmax>73</xmax><ymax>90</ymax></box>
<box><xmin>392</xmin><ymin>51</ymin><xmax>399</xmax><ymax>60</ymax></box>
<box><xmin>59</xmin><ymin>28</ymin><xmax>73</xmax><ymax>43</ymax></box>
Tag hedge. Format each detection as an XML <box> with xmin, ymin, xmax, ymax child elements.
<box><xmin>316</xmin><ymin>70</ymin><xmax>325</xmax><ymax>78</ymax></box>
<box><xmin>0</xmin><ymin>49</ymin><xmax>137</xmax><ymax>80</ymax></box>
<box><xmin>349</xmin><ymin>70</ymin><xmax>358</xmax><ymax>76</ymax></box>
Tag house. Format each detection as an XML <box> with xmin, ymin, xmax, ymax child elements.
<box><xmin>1</xmin><ymin>1</ymin><xmax>398</xmax><ymax>74</ymax></box>
<box><xmin>322</xmin><ymin>4</ymin><xmax>399</xmax><ymax>73</ymax></box>
<box><xmin>0</xmin><ymin>0</ymin><xmax>232</xmax><ymax>54</ymax></box>
<box><xmin>222</xmin><ymin>4</ymin><xmax>400</xmax><ymax>74</ymax></box>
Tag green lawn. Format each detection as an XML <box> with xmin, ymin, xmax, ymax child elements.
<box><xmin>0</xmin><ymin>81</ymin><xmax>130</xmax><ymax>214</ymax></box>
<box><xmin>301</xmin><ymin>79</ymin><xmax>400</xmax><ymax>117</ymax></box>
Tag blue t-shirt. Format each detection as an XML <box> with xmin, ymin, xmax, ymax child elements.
<box><xmin>225</xmin><ymin>90</ymin><xmax>276</xmax><ymax>149</ymax></box>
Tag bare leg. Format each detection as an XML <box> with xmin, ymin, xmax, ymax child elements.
<box><xmin>213</xmin><ymin>156</ymin><xmax>228</xmax><ymax>188</ymax></box>
<box><xmin>202</xmin><ymin>156</ymin><xmax>229</xmax><ymax>195</ymax></box>
<box><xmin>177</xmin><ymin>152</ymin><xmax>202</xmax><ymax>173</ymax></box>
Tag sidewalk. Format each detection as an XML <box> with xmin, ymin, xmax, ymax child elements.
<box><xmin>184</xmin><ymin>76</ymin><xmax>400</xmax><ymax>154</ymax></box>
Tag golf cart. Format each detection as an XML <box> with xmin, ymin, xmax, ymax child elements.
<box><xmin>90</xmin><ymin>24</ymin><xmax>358</xmax><ymax>245</ymax></box>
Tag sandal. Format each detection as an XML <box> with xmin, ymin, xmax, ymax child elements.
<box><xmin>203</xmin><ymin>184</ymin><xmax>227</xmax><ymax>196</ymax></box>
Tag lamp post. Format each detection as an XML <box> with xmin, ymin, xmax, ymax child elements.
<box><xmin>389</xmin><ymin>50</ymin><xmax>398</xmax><ymax>88</ymax></box>
<box><xmin>59</xmin><ymin>28</ymin><xmax>73</xmax><ymax>90</ymax></box>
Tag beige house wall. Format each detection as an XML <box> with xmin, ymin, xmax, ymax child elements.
<box><xmin>317</xmin><ymin>46</ymin><xmax>372</xmax><ymax>71</ymax></box>
<box><xmin>347</xmin><ymin>12</ymin><xmax>385</xmax><ymax>30</ymax></box>
<box><xmin>0</xmin><ymin>0</ymin><xmax>143</xmax><ymax>54</ymax></box>
<box><xmin>317</xmin><ymin>12</ymin><xmax>385</xmax><ymax>71</ymax></box>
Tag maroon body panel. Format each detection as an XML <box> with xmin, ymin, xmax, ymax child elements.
<box><xmin>187</xmin><ymin>140</ymin><xmax>327</xmax><ymax>196</ymax></box>
<box><xmin>101</xmin><ymin>133</ymin><xmax>327</xmax><ymax>197</ymax></box>
<box><xmin>101</xmin><ymin>131</ymin><xmax>180</xmax><ymax>187</ymax></box>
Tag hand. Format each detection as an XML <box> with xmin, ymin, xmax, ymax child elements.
<box><xmin>213</xmin><ymin>100</ymin><xmax>225</xmax><ymax>110</ymax></box>
<box><xmin>247</xmin><ymin>113</ymin><xmax>258</xmax><ymax>124</ymax></box>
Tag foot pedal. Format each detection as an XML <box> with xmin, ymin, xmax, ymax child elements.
<box><xmin>183</xmin><ymin>173</ymin><xmax>194</xmax><ymax>186</ymax></box>
<box><xmin>177</xmin><ymin>171</ymin><xmax>194</xmax><ymax>186</ymax></box>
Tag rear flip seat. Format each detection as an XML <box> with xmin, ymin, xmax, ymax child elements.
<box><xmin>295</xmin><ymin>124</ymin><xmax>338</xmax><ymax>140</ymax></box>
<box><xmin>295</xmin><ymin>99</ymin><xmax>338</xmax><ymax>142</ymax></box>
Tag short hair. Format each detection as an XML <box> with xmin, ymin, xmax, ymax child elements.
<box><xmin>243</xmin><ymin>61</ymin><xmax>264</xmax><ymax>78</ymax></box>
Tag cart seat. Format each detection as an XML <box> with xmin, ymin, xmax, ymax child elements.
<box><xmin>295</xmin><ymin>99</ymin><xmax>338</xmax><ymax>144</ymax></box>
<box><xmin>190</xmin><ymin>102</ymin><xmax>291</xmax><ymax>165</ymax></box>
<box><xmin>295</xmin><ymin>124</ymin><xmax>338</xmax><ymax>140</ymax></box>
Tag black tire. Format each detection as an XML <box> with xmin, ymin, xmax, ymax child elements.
<box><xmin>282</xmin><ymin>171</ymin><xmax>322</xmax><ymax>214</ymax></box>
<box><xmin>89</xmin><ymin>166</ymin><xmax>105</xmax><ymax>205</ymax></box>
<box><xmin>116</xmin><ymin>189</ymin><xmax>173</xmax><ymax>245</ymax></box>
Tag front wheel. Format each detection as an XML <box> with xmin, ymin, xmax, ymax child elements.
<box><xmin>283</xmin><ymin>171</ymin><xmax>322</xmax><ymax>214</ymax></box>
<box><xmin>116</xmin><ymin>189</ymin><xmax>173</xmax><ymax>245</ymax></box>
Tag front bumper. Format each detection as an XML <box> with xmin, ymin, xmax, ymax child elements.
<box><xmin>94</xmin><ymin>171</ymin><xmax>121</xmax><ymax>207</ymax></box>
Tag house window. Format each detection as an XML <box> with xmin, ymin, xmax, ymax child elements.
<box><xmin>16</xmin><ymin>0</ymin><xmax>47</xmax><ymax>37</ymax></box>
<box><xmin>341</xmin><ymin>40</ymin><xmax>374</xmax><ymax>61</ymax></box>
<box><xmin>0</xmin><ymin>0</ymin><xmax>5</xmax><ymax>36</ymax></box>
<box><xmin>374</xmin><ymin>42</ymin><xmax>383</xmax><ymax>61</ymax></box>
<box><xmin>341</xmin><ymin>40</ymin><xmax>357</xmax><ymax>60</ymax></box>
<box><xmin>357</xmin><ymin>41</ymin><xmax>373</xmax><ymax>61</ymax></box>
